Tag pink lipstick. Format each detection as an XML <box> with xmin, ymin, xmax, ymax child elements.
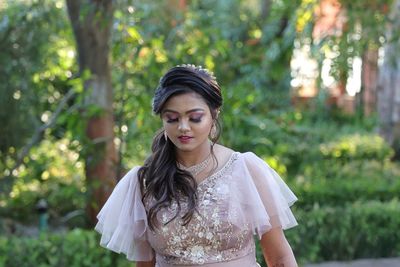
<box><xmin>178</xmin><ymin>136</ymin><xmax>193</xmax><ymax>143</ymax></box>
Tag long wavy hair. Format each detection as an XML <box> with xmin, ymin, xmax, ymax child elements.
<box><xmin>138</xmin><ymin>64</ymin><xmax>223</xmax><ymax>230</ymax></box>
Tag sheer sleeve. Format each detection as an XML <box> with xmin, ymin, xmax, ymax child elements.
<box><xmin>228</xmin><ymin>152</ymin><xmax>298</xmax><ymax>239</ymax></box>
<box><xmin>94</xmin><ymin>166</ymin><xmax>154</xmax><ymax>261</ymax></box>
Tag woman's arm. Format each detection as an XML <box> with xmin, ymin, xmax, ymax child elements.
<box><xmin>136</xmin><ymin>257</ymin><xmax>156</xmax><ymax>267</ymax></box>
<box><xmin>260</xmin><ymin>227</ymin><xmax>298</xmax><ymax>267</ymax></box>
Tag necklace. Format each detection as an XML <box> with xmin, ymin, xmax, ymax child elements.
<box><xmin>177</xmin><ymin>153</ymin><xmax>211</xmax><ymax>176</ymax></box>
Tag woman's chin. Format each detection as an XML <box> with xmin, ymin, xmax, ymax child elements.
<box><xmin>172</xmin><ymin>138</ymin><xmax>210</xmax><ymax>153</ymax></box>
<box><xmin>175</xmin><ymin>145</ymin><xmax>196</xmax><ymax>152</ymax></box>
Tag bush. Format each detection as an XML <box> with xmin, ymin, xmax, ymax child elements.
<box><xmin>0</xmin><ymin>229</ymin><xmax>130</xmax><ymax>267</ymax></box>
<box><xmin>1</xmin><ymin>139</ymin><xmax>86</xmax><ymax>225</ymax></box>
<box><xmin>256</xmin><ymin>200</ymin><xmax>400</xmax><ymax>265</ymax></box>
<box><xmin>3</xmin><ymin>200</ymin><xmax>399</xmax><ymax>266</ymax></box>
<box><xmin>287</xmin><ymin>200</ymin><xmax>400</xmax><ymax>263</ymax></box>
<box><xmin>292</xmin><ymin>160</ymin><xmax>400</xmax><ymax>209</ymax></box>
<box><xmin>319</xmin><ymin>134</ymin><xmax>394</xmax><ymax>163</ymax></box>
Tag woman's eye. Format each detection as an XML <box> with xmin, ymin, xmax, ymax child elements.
<box><xmin>166</xmin><ymin>118</ymin><xmax>179</xmax><ymax>123</ymax></box>
<box><xmin>190</xmin><ymin>116</ymin><xmax>202</xmax><ymax>123</ymax></box>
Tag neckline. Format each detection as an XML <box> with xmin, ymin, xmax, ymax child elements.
<box><xmin>177</xmin><ymin>153</ymin><xmax>212</xmax><ymax>176</ymax></box>
<box><xmin>197</xmin><ymin>151</ymin><xmax>239</xmax><ymax>187</ymax></box>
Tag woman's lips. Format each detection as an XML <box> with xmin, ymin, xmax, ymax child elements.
<box><xmin>178</xmin><ymin>136</ymin><xmax>193</xmax><ymax>143</ymax></box>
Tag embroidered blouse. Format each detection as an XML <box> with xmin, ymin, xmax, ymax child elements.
<box><xmin>95</xmin><ymin>152</ymin><xmax>298</xmax><ymax>267</ymax></box>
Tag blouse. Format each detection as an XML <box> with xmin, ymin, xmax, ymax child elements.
<box><xmin>95</xmin><ymin>152</ymin><xmax>298</xmax><ymax>267</ymax></box>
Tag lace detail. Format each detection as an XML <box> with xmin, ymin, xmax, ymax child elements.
<box><xmin>198</xmin><ymin>152</ymin><xmax>239</xmax><ymax>187</ymax></box>
<box><xmin>178</xmin><ymin>152</ymin><xmax>212</xmax><ymax>176</ymax></box>
<box><xmin>147</xmin><ymin>152</ymin><xmax>254</xmax><ymax>265</ymax></box>
<box><xmin>95</xmin><ymin>151</ymin><xmax>298</xmax><ymax>264</ymax></box>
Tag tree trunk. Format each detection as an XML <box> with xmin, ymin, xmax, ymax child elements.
<box><xmin>260</xmin><ymin>0</ymin><xmax>272</xmax><ymax>22</ymax></box>
<box><xmin>362</xmin><ymin>47</ymin><xmax>378</xmax><ymax>116</ymax></box>
<box><xmin>66</xmin><ymin>0</ymin><xmax>117</xmax><ymax>225</ymax></box>
<box><xmin>378</xmin><ymin>0</ymin><xmax>400</xmax><ymax>159</ymax></box>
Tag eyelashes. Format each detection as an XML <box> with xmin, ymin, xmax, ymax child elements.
<box><xmin>165</xmin><ymin>116</ymin><xmax>203</xmax><ymax>123</ymax></box>
<box><xmin>190</xmin><ymin>117</ymin><xmax>202</xmax><ymax>123</ymax></box>
<box><xmin>166</xmin><ymin>118</ymin><xmax>178</xmax><ymax>123</ymax></box>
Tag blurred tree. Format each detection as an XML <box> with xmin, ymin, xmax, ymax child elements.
<box><xmin>260</xmin><ymin>0</ymin><xmax>272</xmax><ymax>21</ymax></box>
<box><xmin>0</xmin><ymin>1</ymin><xmax>74</xmax><ymax>195</ymax></box>
<box><xmin>361</xmin><ymin>47</ymin><xmax>378</xmax><ymax>116</ymax></box>
<box><xmin>378</xmin><ymin>0</ymin><xmax>400</xmax><ymax>159</ymax></box>
<box><xmin>343</xmin><ymin>0</ymin><xmax>390</xmax><ymax>116</ymax></box>
<box><xmin>65</xmin><ymin>0</ymin><xmax>117</xmax><ymax>225</ymax></box>
<box><xmin>295</xmin><ymin>0</ymin><xmax>390</xmax><ymax>114</ymax></box>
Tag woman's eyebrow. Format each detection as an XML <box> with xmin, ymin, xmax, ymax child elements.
<box><xmin>162</xmin><ymin>108</ymin><xmax>205</xmax><ymax>114</ymax></box>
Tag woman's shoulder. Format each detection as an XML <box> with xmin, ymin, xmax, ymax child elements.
<box><xmin>239</xmin><ymin>151</ymin><xmax>266</xmax><ymax>164</ymax></box>
<box><xmin>213</xmin><ymin>144</ymin><xmax>235</xmax><ymax>162</ymax></box>
<box><xmin>215</xmin><ymin>145</ymin><xmax>263</xmax><ymax>162</ymax></box>
<box><xmin>213</xmin><ymin>145</ymin><xmax>266</xmax><ymax>168</ymax></box>
<box><xmin>214</xmin><ymin>144</ymin><xmax>262</xmax><ymax>157</ymax></box>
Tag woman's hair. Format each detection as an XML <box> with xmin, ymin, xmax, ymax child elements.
<box><xmin>138</xmin><ymin>64</ymin><xmax>223</xmax><ymax>230</ymax></box>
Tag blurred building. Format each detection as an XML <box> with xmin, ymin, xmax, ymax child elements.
<box><xmin>291</xmin><ymin>0</ymin><xmax>378</xmax><ymax>114</ymax></box>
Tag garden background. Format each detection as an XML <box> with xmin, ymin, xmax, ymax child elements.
<box><xmin>1</xmin><ymin>0</ymin><xmax>400</xmax><ymax>266</ymax></box>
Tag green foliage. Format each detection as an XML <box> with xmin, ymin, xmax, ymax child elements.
<box><xmin>286</xmin><ymin>200</ymin><xmax>400</xmax><ymax>263</ymax></box>
<box><xmin>286</xmin><ymin>130</ymin><xmax>398</xmax><ymax>209</ymax></box>
<box><xmin>320</xmin><ymin>134</ymin><xmax>393</xmax><ymax>162</ymax></box>
<box><xmin>220</xmin><ymin>109</ymin><xmax>391</xmax><ymax>181</ymax></box>
<box><xmin>256</xmin><ymin>201</ymin><xmax>400</xmax><ymax>265</ymax></box>
<box><xmin>1</xmin><ymin>0</ymin><xmax>399</xmax><ymax>264</ymax></box>
<box><xmin>110</xmin><ymin>0</ymin><xmax>302</xmax><ymax>164</ymax></box>
<box><xmin>2</xmin><ymin>199</ymin><xmax>399</xmax><ymax>266</ymax></box>
<box><xmin>293</xmin><ymin>160</ymin><xmax>400</xmax><ymax>209</ymax></box>
<box><xmin>0</xmin><ymin>0</ymin><xmax>74</xmax><ymax>167</ymax></box>
<box><xmin>0</xmin><ymin>138</ymin><xmax>86</xmax><ymax>225</ymax></box>
<box><xmin>301</xmin><ymin>0</ymin><xmax>392</xmax><ymax>93</ymax></box>
<box><xmin>0</xmin><ymin>229</ymin><xmax>130</xmax><ymax>267</ymax></box>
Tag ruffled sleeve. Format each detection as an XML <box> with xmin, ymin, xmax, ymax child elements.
<box><xmin>94</xmin><ymin>166</ymin><xmax>154</xmax><ymax>261</ymax></box>
<box><xmin>228</xmin><ymin>152</ymin><xmax>298</xmax><ymax>239</ymax></box>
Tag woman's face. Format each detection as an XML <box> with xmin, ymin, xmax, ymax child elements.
<box><xmin>161</xmin><ymin>92</ymin><xmax>214</xmax><ymax>153</ymax></box>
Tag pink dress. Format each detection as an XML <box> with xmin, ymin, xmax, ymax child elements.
<box><xmin>95</xmin><ymin>152</ymin><xmax>298</xmax><ymax>267</ymax></box>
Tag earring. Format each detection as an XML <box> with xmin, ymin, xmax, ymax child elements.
<box><xmin>209</xmin><ymin>123</ymin><xmax>217</xmax><ymax>139</ymax></box>
<box><xmin>164</xmin><ymin>131</ymin><xmax>168</xmax><ymax>141</ymax></box>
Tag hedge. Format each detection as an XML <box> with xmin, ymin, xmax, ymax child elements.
<box><xmin>292</xmin><ymin>175</ymin><xmax>400</xmax><ymax>210</ymax></box>
<box><xmin>290</xmin><ymin>159</ymin><xmax>400</xmax><ymax>209</ymax></box>
<box><xmin>285</xmin><ymin>200</ymin><xmax>400</xmax><ymax>264</ymax></box>
<box><xmin>2</xmin><ymin>200</ymin><xmax>399</xmax><ymax>267</ymax></box>
<box><xmin>0</xmin><ymin>229</ymin><xmax>129</xmax><ymax>267</ymax></box>
<box><xmin>254</xmin><ymin>200</ymin><xmax>400</xmax><ymax>266</ymax></box>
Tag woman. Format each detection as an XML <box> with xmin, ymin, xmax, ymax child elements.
<box><xmin>95</xmin><ymin>64</ymin><xmax>298</xmax><ymax>267</ymax></box>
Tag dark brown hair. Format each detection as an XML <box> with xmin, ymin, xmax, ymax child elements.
<box><xmin>138</xmin><ymin>64</ymin><xmax>223</xmax><ymax>230</ymax></box>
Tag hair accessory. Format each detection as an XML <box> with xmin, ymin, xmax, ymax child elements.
<box><xmin>176</xmin><ymin>64</ymin><xmax>216</xmax><ymax>80</ymax></box>
<box><xmin>177</xmin><ymin>153</ymin><xmax>211</xmax><ymax>176</ymax></box>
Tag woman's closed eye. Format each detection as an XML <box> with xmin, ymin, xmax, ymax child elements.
<box><xmin>164</xmin><ymin>115</ymin><xmax>203</xmax><ymax>123</ymax></box>
<box><xmin>189</xmin><ymin>115</ymin><xmax>203</xmax><ymax>123</ymax></box>
<box><xmin>166</xmin><ymin>117</ymin><xmax>179</xmax><ymax>123</ymax></box>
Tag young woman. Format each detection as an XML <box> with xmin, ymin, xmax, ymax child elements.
<box><xmin>95</xmin><ymin>64</ymin><xmax>298</xmax><ymax>267</ymax></box>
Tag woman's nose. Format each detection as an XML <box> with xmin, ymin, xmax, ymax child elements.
<box><xmin>178</xmin><ymin>119</ymin><xmax>190</xmax><ymax>132</ymax></box>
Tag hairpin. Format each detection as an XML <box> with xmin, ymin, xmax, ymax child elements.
<box><xmin>176</xmin><ymin>64</ymin><xmax>216</xmax><ymax>80</ymax></box>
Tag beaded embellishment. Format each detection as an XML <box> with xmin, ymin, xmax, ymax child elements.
<box><xmin>177</xmin><ymin>154</ymin><xmax>212</xmax><ymax>176</ymax></box>
<box><xmin>148</xmin><ymin>152</ymin><xmax>255</xmax><ymax>265</ymax></box>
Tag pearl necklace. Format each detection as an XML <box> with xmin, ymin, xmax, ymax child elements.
<box><xmin>177</xmin><ymin>154</ymin><xmax>211</xmax><ymax>176</ymax></box>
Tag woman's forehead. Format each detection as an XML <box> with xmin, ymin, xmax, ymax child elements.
<box><xmin>162</xmin><ymin>92</ymin><xmax>209</xmax><ymax>113</ymax></box>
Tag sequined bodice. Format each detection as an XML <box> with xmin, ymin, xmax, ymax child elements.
<box><xmin>96</xmin><ymin>151</ymin><xmax>298</xmax><ymax>266</ymax></box>
<box><xmin>146</xmin><ymin>152</ymin><xmax>255</xmax><ymax>265</ymax></box>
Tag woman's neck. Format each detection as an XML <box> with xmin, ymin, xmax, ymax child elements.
<box><xmin>176</xmin><ymin>141</ymin><xmax>213</xmax><ymax>167</ymax></box>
